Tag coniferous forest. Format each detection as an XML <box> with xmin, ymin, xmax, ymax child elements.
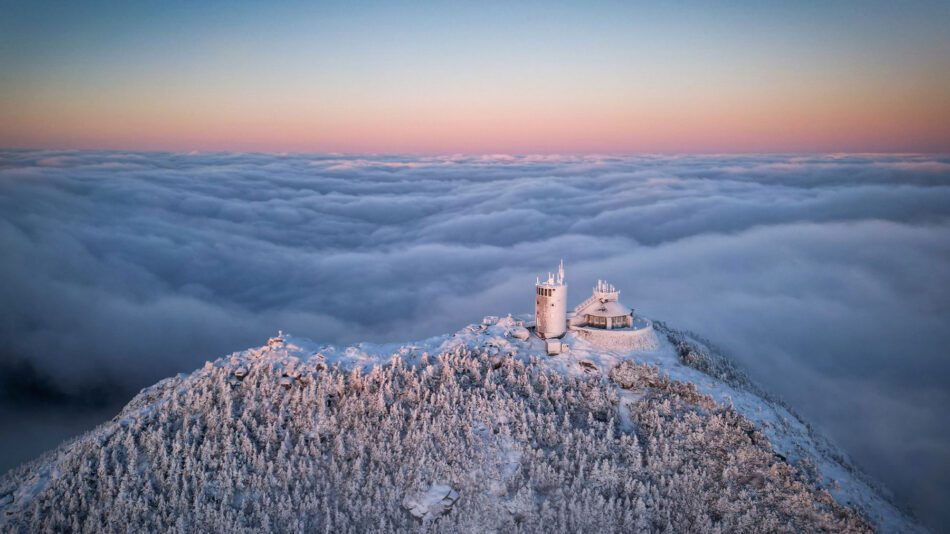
<box><xmin>1</xmin><ymin>339</ymin><xmax>870</xmax><ymax>533</ymax></box>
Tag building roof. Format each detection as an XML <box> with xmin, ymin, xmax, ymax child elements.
<box><xmin>583</xmin><ymin>300</ymin><xmax>630</xmax><ymax>318</ymax></box>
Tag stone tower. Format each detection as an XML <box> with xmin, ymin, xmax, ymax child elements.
<box><xmin>535</xmin><ymin>260</ymin><xmax>567</xmax><ymax>339</ymax></box>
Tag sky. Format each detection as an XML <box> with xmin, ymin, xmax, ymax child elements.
<box><xmin>2</xmin><ymin>0</ymin><xmax>950</xmax><ymax>153</ymax></box>
<box><xmin>1</xmin><ymin>1</ymin><xmax>950</xmax><ymax>530</ymax></box>
<box><xmin>1</xmin><ymin>151</ymin><xmax>949</xmax><ymax>529</ymax></box>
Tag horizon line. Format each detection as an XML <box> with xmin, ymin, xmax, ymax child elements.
<box><xmin>3</xmin><ymin>146</ymin><xmax>949</xmax><ymax>158</ymax></box>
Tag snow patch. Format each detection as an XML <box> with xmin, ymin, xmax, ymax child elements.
<box><xmin>402</xmin><ymin>483</ymin><xmax>460</xmax><ymax>521</ymax></box>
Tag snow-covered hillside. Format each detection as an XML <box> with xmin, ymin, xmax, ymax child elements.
<box><xmin>0</xmin><ymin>316</ymin><xmax>922</xmax><ymax>533</ymax></box>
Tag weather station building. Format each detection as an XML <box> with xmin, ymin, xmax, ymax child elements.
<box><xmin>534</xmin><ymin>262</ymin><xmax>658</xmax><ymax>354</ymax></box>
<box><xmin>572</xmin><ymin>280</ymin><xmax>631</xmax><ymax>330</ymax></box>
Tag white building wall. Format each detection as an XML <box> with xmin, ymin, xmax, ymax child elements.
<box><xmin>535</xmin><ymin>284</ymin><xmax>567</xmax><ymax>338</ymax></box>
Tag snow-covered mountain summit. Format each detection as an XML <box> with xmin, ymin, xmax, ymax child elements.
<box><xmin>0</xmin><ymin>316</ymin><xmax>922</xmax><ymax>533</ymax></box>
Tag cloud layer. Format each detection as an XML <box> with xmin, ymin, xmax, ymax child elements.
<box><xmin>1</xmin><ymin>150</ymin><xmax>949</xmax><ymax>528</ymax></box>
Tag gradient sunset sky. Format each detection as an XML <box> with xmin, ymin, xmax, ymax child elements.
<box><xmin>2</xmin><ymin>0</ymin><xmax>949</xmax><ymax>154</ymax></box>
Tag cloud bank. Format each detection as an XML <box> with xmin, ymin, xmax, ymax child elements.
<box><xmin>1</xmin><ymin>150</ymin><xmax>949</xmax><ymax>528</ymax></box>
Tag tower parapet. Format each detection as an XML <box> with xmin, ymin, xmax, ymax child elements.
<box><xmin>593</xmin><ymin>279</ymin><xmax>619</xmax><ymax>302</ymax></box>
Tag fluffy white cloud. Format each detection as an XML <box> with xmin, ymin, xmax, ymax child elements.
<box><xmin>1</xmin><ymin>150</ymin><xmax>949</xmax><ymax>527</ymax></box>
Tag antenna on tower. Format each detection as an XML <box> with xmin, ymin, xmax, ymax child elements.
<box><xmin>557</xmin><ymin>259</ymin><xmax>565</xmax><ymax>285</ymax></box>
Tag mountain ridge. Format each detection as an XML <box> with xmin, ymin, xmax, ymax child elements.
<box><xmin>0</xmin><ymin>316</ymin><xmax>922</xmax><ymax>533</ymax></box>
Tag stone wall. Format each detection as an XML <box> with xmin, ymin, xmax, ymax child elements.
<box><xmin>570</xmin><ymin>321</ymin><xmax>659</xmax><ymax>351</ymax></box>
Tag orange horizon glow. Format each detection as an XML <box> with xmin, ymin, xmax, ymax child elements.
<box><xmin>2</xmin><ymin>1</ymin><xmax>949</xmax><ymax>154</ymax></box>
<box><xmin>4</xmin><ymin>95</ymin><xmax>948</xmax><ymax>154</ymax></box>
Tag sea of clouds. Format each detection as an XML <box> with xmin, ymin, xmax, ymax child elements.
<box><xmin>1</xmin><ymin>150</ymin><xmax>949</xmax><ymax>528</ymax></box>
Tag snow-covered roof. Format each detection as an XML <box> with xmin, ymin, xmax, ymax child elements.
<box><xmin>580</xmin><ymin>300</ymin><xmax>630</xmax><ymax>318</ymax></box>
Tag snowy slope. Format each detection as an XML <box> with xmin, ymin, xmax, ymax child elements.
<box><xmin>0</xmin><ymin>316</ymin><xmax>923</xmax><ymax>533</ymax></box>
<box><xmin>299</xmin><ymin>315</ymin><xmax>921</xmax><ymax>533</ymax></box>
<box><xmin>434</xmin><ymin>316</ymin><xmax>920</xmax><ymax>533</ymax></box>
